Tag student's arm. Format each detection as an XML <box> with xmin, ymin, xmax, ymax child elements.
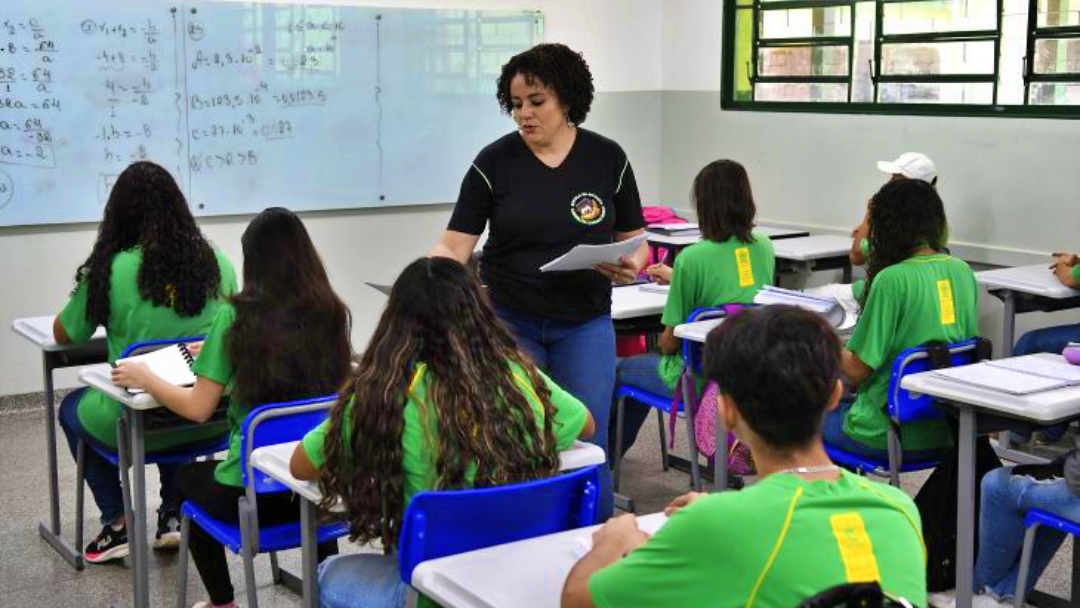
<box><xmin>55</xmin><ymin>280</ymin><xmax>96</xmax><ymax>345</ymax></box>
<box><xmin>290</xmin><ymin>443</ymin><xmax>319</xmax><ymax>481</ymax></box>
<box><xmin>429</xmin><ymin>230</ymin><xmax>479</xmax><ymax>265</ymax></box>
<box><xmin>53</xmin><ymin>316</ymin><xmax>72</xmax><ymax>345</ymax></box>
<box><xmin>1053</xmin><ymin>253</ymin><xmax>1080</xmax><ymax>289</ymax></box>
<box><xmin>841</xmin><ymin>349</ymin><xmax>874</xmax><ymax>388</ymax></box>
<box><xmin>562</xmin><ymin>515</ymin><xmax>649</xmax><ymax>608</ymax></box>
<box><xmin>541</xmin><ymin>370</ymin><xmax>597</xmax><ymax>444</ymax></box>
<box><xmin>111</xmin><ymin>365</ymin><xmax>225</xmax><ymax>423</ymax></box>
<box><xmin>658</xmin><ymin>326</ymin><xmax>680</xmax><ymax>356</ymax></box>
<box><xmin>596</xmin><ymin>230</ymin><xmax>649</xmax><ymax>285</ymax></box>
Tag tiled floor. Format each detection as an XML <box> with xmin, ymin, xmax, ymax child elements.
<box><xmin>0</xmin><ymin>397</ymin><xmax>1074</xmax><ymax>607</ymax></box>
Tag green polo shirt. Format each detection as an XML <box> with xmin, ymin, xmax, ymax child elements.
<box><xmin>589</xmin><ymin>470</ymin><xmax>926</xmax><ymax>608</ymax></box>
<box><xmin>301</xmin><ymin>361</ymin><xmax>589</xmax><ymax>506</ymax></box>
<box><xmin>58</xmin><ymin>247</ymin><xmax>236</xmax><ymax>449</ymax></box>
<box><xmin>844</xmin><ymin>254</ymin><xmax>978</xmax><ymax>451</ymax></box>
<box><xmin>658</xmin><ymin>232</ymin><xmax>775</xmax><ymax>388</ymax></box>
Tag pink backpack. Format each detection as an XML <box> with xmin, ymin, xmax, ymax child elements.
<box><xmin>693</xmin><ymin>381</ymin><xmax>755</xmax><ymax>476</ymax></box>
<box><xmin>642</xmin><ymin>206</ymin><xmax>687</xmax><ymax>225</ymax></box>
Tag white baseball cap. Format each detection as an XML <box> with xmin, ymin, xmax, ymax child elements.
<box><xmin>877</xmin><ymin>152</ymin><xmax>938</xmax><ymax>184</ymax></box>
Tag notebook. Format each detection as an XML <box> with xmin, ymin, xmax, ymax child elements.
<box><xmin>639</xmin><ymin>283</ymin><xmax>670</xmax><ymax>295</ymax></box>
<box><xmin>753</xmin><ymin>286</ymin><xmax>849</xmax><ymax>329</ymax></box>
<box><xmin>115</xmin><ymin>343</ymin><xmax>196</xmax><ymax>393</ymax></box>
<box><xmin>932</xmin><ymin>355</ymin><xmax>1080</xmax><ymax>395</ymax></box>
<box><xmin>646</xmin><ymin>222</ymin><xmax>699</xmax><ymax>235</ymax></box>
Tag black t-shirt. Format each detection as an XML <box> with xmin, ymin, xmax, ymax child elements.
<box><xmin>448</xmin><ymin>129</ymin><xmax>645</xmax><ymax>321</ymax></box>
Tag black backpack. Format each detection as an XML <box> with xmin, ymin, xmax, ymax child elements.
<box><xmin>797</xmin><ymin>582</ymin><xmax>914</xmax><ymax>608</ymax></box>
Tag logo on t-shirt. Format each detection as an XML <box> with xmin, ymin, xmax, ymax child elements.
<box><xmin>569</xmin><ymin>192</ymin><xmax>606</xmax><ymax>226</ymax></box>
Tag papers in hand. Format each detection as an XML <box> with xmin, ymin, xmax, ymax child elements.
<box><xmin>753</xmin><ymin>286</ymin><xmax>853</xmax><ymax>330</ymax></box>
<box><xmin>932</xmin><ymin>355</ymin><xmax>1080</xmax><ymax>395</ymax></box>
<box><xmin>540</xmin><ymin>234</ymin><xmax>648</xmax><ymax>273</ymax></box>
<box><xmin>116</xmin><ymin>343</ymin><xmax>196</xmax><ymax>393</ymax></box>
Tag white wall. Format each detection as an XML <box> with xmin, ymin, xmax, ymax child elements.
<box><xmin>0</xmin><ymin>0</ymin><xmax>663</xmax><ymax>396</ymax></box>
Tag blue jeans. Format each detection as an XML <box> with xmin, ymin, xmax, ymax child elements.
<box><xmin>497</xmin><ymin>308</ymin><xmax>616</xmax><ymax>518</ymax></box>
<box><xmin>973</xmin><ymin>467</ymin><xmax>1080</xmax><ymax>600</ymax></box>
<box><xmin>822</xmin><ymin>399</ymin><xmax>946</xmax><ymax>464</ymax></box>
<box><xmin>58</xmin><ymin>388</ymin><xmax>180</xmax><ymax>526</ymax></box>
<box><xmin>610</xmin><ymin>354</ymin><xmax>673</xmax><ymax>459</ymax></box>
<box><xmin>318</xmin><ymin>553</ymin><xmax>407</xmax><ymax>608</ymax></box>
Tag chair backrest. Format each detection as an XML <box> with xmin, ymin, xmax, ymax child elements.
<box><xmin>888</xmin><ymin>337</ymin><xmax>988</xmax><ymax>425</ymax></box>
<box><xmin>681</xmin><ymin>305</ymin><xmax>748</xmax><ymax>374</ymax></box>
<box><xmin>239</xmin><ymin>394</ymin><xmax>338</xmax><ymax>493</ymax></box>
<box><xmin>120</xmin><ymin>335</ymin><xmax>205</xmax><ymax>358</ymax></box>
<box><xmin>397</xmin><ymin>464</ymin><xmax>601</xmax><ymax>584</ymax></box>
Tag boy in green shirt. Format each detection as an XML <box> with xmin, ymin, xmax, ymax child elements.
<box><xmin>564</xmin><ymin>306</ymin><xmax>926</xmax><ymax>608</ymax></box>
<box><xmin>612</xmin><ymin>159</ymin><xmax>774</xmax><ymax>461</ymax></box>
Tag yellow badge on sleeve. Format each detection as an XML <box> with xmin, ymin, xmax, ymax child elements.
<box><xmin>937</xmin><ymin>279</ymin><xmax>956</xmax><ymax>326</ymax></box>
<box><xmin>830</xmin><ymin>512</ymin><xmax>881</xmax><ymax>584</ymax></box>
<box><xmin>736</xmin><ymin>247</ymin><xmax>754</xmax><ymax>287</ymax></box>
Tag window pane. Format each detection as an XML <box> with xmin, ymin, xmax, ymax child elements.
<box><xmin>755</xmin><ymin>82</ymin><xmax>849</xmax><ymax>101</ymax></box>
<box><xmin>1034</xmin><ymin>38</ymin><xmax>1080</xmax><ymax>74</ymax></box>
<box><xmin>759</xmin><ymin>46</ymin><xmax>850</xmax><ymax>76</ymax></box>
<box><xmin>1037</xmin><ymin>0</ymin><xmax>1080</xmax><ymax>27</ymax></box>
<box><xmin>1029</xmin><ymin>82</ymin><xmax>1080</xmax><ymax>104</ymax></box>
<box><xmin>881</xmin><ymin>40</ymin><xmax>996</xmax><ymax>75</ymax></box>
<box><xmin>851</xmin><ymin>1</ymin><xmax>877</xmax><ymax>102</ymax></box>
<box><xmin>882</xmin><ymin>0</ymin><xmax>998</xmax><ymax>35</ymax></box>
<box><xmin>760</xmin><ymin>6</ymin><xmax>852</xmax><ymax>39</ymax></box>
<box><xmin>878</xmin><ymin>81</ymin><xmax>995</xmax><ymax>103</ymax></box>
<box><xmin>734</xmin><ymin>8</ymin><xmax>755</xmax><ymax>100</ymax></box>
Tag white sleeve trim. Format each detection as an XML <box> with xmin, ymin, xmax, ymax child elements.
<box><xmin>472</xmin><ymin>163</ymin><xmax>494</xmax><ymax>193</ymax></box>
<box><xmin>615</xmin><ymin>159</ymin><xmax>630</xmax><ymax>195</ymax></box>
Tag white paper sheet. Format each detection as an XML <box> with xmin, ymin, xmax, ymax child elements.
<box><xmin>540</xmin><ymin>235</ymin><xmax>648</xmax><ymax>273</ymax></box>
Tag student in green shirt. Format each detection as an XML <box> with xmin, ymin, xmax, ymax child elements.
<box><xmin>287</xmin><ymin>256</ymin><xmax>595</xmax><ymax>608</ymax></box>
<box><xmin>563</xmin><ymin>306</ymin><xmax>927</xmax><ymax>608</ymax></box>
<box><xmin>611</xmin><ymin>159</ymin><xmax>774</xmax><ymax>459</ymax></box>
<box><xmin>112</xmin><ymin>208</ymin><xmax>351</xmax><ymax>608</ymax></box>
<box><xmin>827</xmin><ymin>179</ymin><xmax>978</xmax><ymax>460</ymax></box>
<box><xmin>55</xmin><ymin>161</ymin><xmax>237</xmax><ymax>564</ymax></box>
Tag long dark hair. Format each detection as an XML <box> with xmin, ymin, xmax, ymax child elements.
<box><xmin>75</xmin><ymin>161</ymin><xmax>220</xmax><ymax>326</ymax></box>
<box><xmin>693</xmin><ymin>159</ymin><xmax>756</xmax><ymax>243</ymax></box>
<box><xmin>225</xmin><ymin>208</ymin><xmax>352</xmax><ymax>407</ymax></box>
<box><xmin>862</xmin><ymin>179</ymin><xmax>949</xmax><ymax>305</ymax></box>
<box><xmin>318</xmin><ymin>257</ymin><xmax>561</xmax><ymax>549</ymax></box>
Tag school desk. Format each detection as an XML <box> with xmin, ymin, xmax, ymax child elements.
<box><xmin>674</xmin><ymin>318</ymin><xmax>729</xmax><ymax>493</ymax></box>
<box><xmin>772</xmin><ymin>235</ymin><xmax>854</xmax><ymax>284</ymax></box>
<box><xmin>11</xmin><ymin>316</ymin><xmax>107</xmax><ymax>570</ymax></box>
<box><xmin>247</xmin><ymin>440</ymin><xmax>609</xmax><ymax>608</ymax></box>
<box><xmin>409</xmin><ymin>512</ymin><xmax>668</xmax><ymax>608</ymax></box>
<box><xmin>901</xmin><ymin>353</ymin><xmax>1080</xmax><ymax>608</ymax></box>
<box><xmin>976</xmin><ymin>264</ymin><xmax>1080</xmax><ymax>357</ymax></box>
<box><xmin>644</xmin><ymin>224</ymin><xmax>810</xmax><ymax>250</ymax></box>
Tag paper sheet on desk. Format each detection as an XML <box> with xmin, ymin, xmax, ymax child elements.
<box><xmin>540</xmin><ymin>235</ymin><xmax>648</xmax><ymax>273</ymax></box>
<box><xmin>571</xmin><ymin>514</ymin><xmax>669</xmax><ymax>558</ymax></box>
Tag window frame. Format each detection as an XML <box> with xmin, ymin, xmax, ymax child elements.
<box><xmin>720</xmin><ymin>0</ymin><xmax>1080</xmax><ymax>118</ymax></box>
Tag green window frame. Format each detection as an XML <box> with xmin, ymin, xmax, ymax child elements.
<box><xmin>721</xmin><ymin>0</ymin><xmax>1080</xmax><ymax>117</ymax></box>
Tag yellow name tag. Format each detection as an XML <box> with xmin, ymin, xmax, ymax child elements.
<box><xmin>937</xmin><ymin>279</ymin><xmax>956</xmax><ymax>326</ymax></box>
<box><xmin>736</xmin><ymin>247</ymin><xmax>754</xmax><ymax>287</ymax></box>
<box><xmin>830</xmin><ymin>512</ymin><xmax>881</xmax><ymax>584</ymax></box>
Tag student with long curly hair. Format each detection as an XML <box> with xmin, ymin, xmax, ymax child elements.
<box><xmin>113</xmin><ymin>208</ymin><xmax>351</xmax><ymax>608</ymax></box>
<box><xmin>54</xmin><ymin>161</ymin><xmax>237</xmax><ymax>564</ymax></box>
<box><xmin>288</xmin><ymin>256</ymin><xmax>595</xmax><ymax>608</ymax></box>
<box><xmin>825</xmin><ymin>179</ymin><xmax>977</xmax><ymax>460</ymax></box>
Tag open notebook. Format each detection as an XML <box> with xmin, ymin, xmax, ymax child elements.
<box><xmin>932</xmin><ymin>355</ymin><xmax>1080</xmax><ymax>395</ymax></box>
<box><xmin>115</xmin><ymin>343</ymin><xmax>196</xmax><ymax>393</ymax></box>
<box><xmin>754</xmin><ymin>286</ymin><xmax>851</xmax><ymax>330</ymax></box>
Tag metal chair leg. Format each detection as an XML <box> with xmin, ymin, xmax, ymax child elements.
<box><xmin>1014</xmin><ymin>522</ymin><xmax>1040</xmax><ymax>608</ymax></box>
<box><xmin>270</xmin><ymin>551</ymin><xmax>283</xmax><ymax>584</ymax></box>
<box><xmin>657</xmin><ymin>409</ymin><xmax>669</xmax><ymax>471</ymax></box>
<box><xmin>75</xmin><ymin>440</ymin><xmax>86</xmax><ymax>559</ymax></box>
<box><xmin>886</xmin><ymin>426</ymin><xmax>902</xmax><ymax>488</ymax></box>
<box><xmin>239</xmin><ymin>500</ymin><xmax>260</xmax><ymax>608</ymax></box>
<box><xmin>177</xmin><ymin>515</ymin><xmax>191</xmax><ymax>608</ymax></box>
<box><xmin>613</xmin><ymin>396</ymin><xmax>626</xmax><ymax>493</ymax></box>
<box><xmin>681</xmin><ymin>378</ymin><xmax>702</xmax><ymax>491</ymax></box>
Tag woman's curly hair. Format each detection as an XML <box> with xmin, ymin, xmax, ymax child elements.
<box><xmin>496</xmin><ymin>43</ymin><xmax>594</xmax><ymax>125</ymax></box>
<box><xmin>317</xmin><ymin>257</ymin><xmax>561</xmax><ymax>550</ymax></box>
<box><xmin>75</xmin><ymin>161</ymin><xmax>221</xmax><ymax>326</ymax></box>
<box><xmin>862</xmin><ymin>179</ymin><xmax>949</xmax><ymax>305</ymax></box>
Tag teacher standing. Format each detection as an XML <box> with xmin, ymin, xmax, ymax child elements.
<box><xmin>430</xmin><ymin>43</ymin><xmax>648</xmax><ymax>517</ymax></box>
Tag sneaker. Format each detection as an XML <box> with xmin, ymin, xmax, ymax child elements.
<box><xmin>84</xmin><ymin>524</ymin><xmax>129</xmax><ymax>563</ymax></box>
<box><xmin>928</xmin><ymin>590</ymin><xmax>956</xmax><ymax>608</ymax></box>
<box><xmin>153</xmin><ymin>511</ymin><xmax>181</xmax><ymax>550</ymax></box>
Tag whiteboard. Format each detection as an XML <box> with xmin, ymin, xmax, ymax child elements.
<box><xmin>0</xmin><ymin>1</ymin><xmax>543</xmax><ymax>226</ymax></box>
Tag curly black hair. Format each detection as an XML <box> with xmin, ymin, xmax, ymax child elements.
<box><xmin>862</xmin><ymin>179</ymin><xmax>949</xmax><ymax>306</ymax></box>
<box><xmin>75</xmin><ymin>161</ymin><xmax>221</xmax><ymax>326</ymax></box>
<box><xmin>496</xmin><ymin>43</ymin><xmax>594</xmax><ymax>125</ymax></box>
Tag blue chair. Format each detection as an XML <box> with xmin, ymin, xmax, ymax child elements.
<box><xmin>1015</xmin><ymin>509</ymin><xmax>1080</xmax><ymax>608</ymax></box>
<box><xmin>826</xmin><ymin>338</ymin><xmax>987</xmax><ymax>487</ymax></box>
<box><xmin>175</xmin><ymin>394</ymin><xmax>349</xmax><ymax>608</ymax></box>
<box><xmin>612</xmin><ymin>306</ymin><xmax>731</xmax><ymax>496</ymax></box>
<box><xmin>398</xmin><ymin>464</ymin><xmax>601</xmax><ymax>599</ymax></box>
<box><xmin>70</xmin><ymin>336</ymin><xmax>229</xmax><ymax>569</ymax></box>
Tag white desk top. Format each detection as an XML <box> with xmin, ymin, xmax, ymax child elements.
<box><xmin>772</xmin><ymin>235</ymin><xmax>852</xmax><ymax>261</ymax></box>
<box><xmin>673</xmin><ymin>318</ymin><xmax>724</xmax><ymax>343</ymax></box>
<box><xmin>12</xmin><ymin>316</ymin><xmax>106</xmax><ymax>352</ymax></box>
<box><xmin>411</xmin><ymin>512</ymin><xmax>668</xmax><ymax>608</ymax></box>
<box><xmin>976</xmin><ymin>264</ymin><xmax>1080</xmax><ymax>299</ymax></box>
<box><xmin>610</xmin><ymin>284</ymin><xmax>668</xmax><ymax>320</ymax></box>
<box><xmin>250</xmin><ymin>440</ymin><xmax>608</xmax><ymax>506</ymax></box>
<box><xmin>645</xmin><ymin>225</ymin><xmax>807</xmax><ymax>247</ymax></box>
<box><xmin>900</xmin><ymin>354</ymin><xmax>1080</xmax><ymax>424</ymax></box>
<box><xmin>78</xmin><ymin>364</ymin><xmax>160</xmax><ymax>410</ymax></box>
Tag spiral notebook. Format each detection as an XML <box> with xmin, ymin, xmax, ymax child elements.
<box><xmin>115</xmin><ymin>343</ymin><xmax>196</xmax><ymax>393</ymax></box>
<box><xmin>932</xmin><ymin>355</ymin><xmax>1080</xmax><ymax>395</ymax></box>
